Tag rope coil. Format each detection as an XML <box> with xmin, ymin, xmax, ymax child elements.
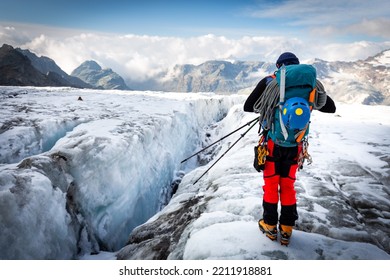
<box><xmin>253</xmin><ymin>79</ymin><xmax>326</xmax><ymax>130</ymax></box>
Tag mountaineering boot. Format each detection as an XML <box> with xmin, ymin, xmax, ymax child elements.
<box><xmin>258</xmin><ymin>219</ymin><xmax>277</xmax><ymax>241</ymax></box>
<box><xmin>279</xmin><ymin>224</ymin><xmax>293</xmax><ymax>246</ymax></box>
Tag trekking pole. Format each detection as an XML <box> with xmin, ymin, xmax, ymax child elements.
<box><xmin>181</xmin><ymin>116</ymin><xmax>259</xmax><ymax>164</ymax></box>
<box><xmin>192</xmin><ymin>118</ymin><xmax>258</xmax><ymax>185</ymax></box>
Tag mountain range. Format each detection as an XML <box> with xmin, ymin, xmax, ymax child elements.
<box><xmin>147</xmin><ymin>52</ymin><xmax>390</xmax><ymax>105</ymax></box>
<box><xmin>0</xmin><ymin>44</ymin><xmax>92</xmax><ymax>88</ymax></box>
<box><xmin>0</xmin><ymin>44</ymin><xmax>129</xmax><ymax>90</ymax></box>
<box><xmin>0</xmin><ymin>43</ymin><xmax>389</xmax><ymax>105</ymax></box>
<box><xmin>16</xmin><ymin>47</ymin><xmax>93</xmax><ymax>89</ymax></box>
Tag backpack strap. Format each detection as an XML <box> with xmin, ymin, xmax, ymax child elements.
<box><xmin>308</xmin><ymin>87</ymin><xmax>316</xmax><ymax>110</ymax></box>
<box><xmin>278</xmin><ymin>65</ymin><xmax>289</xmax><ymax>140</ymax></box>
<box><xmin>294</xmin><ymin>88</ymin><xmax>316</xmax><ymax>143</ymax></box>
<box><xmin>295</xmin><ymin>125</ymin><xmax>308</xmax><ymax>143</ymax></box>
<box><xmin>265</xmin><ymin>74</ymin><xmax>276</xmax><ymax>85</ymax></box>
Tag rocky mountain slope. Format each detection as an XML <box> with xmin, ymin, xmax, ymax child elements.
<box><xmin>311</xmin><ymin>52</ymin><xmax>390</xmax><ymax>105</ymax></box>
<box><xmin>0</xmin><ymin>44</ymin><xmax>92</xmax><ymax>88</ymax></box>
<box><xmin>157</xmin><ymin>60</ymin><xmax>274</xmax><ymax>93</ymax></box>
<box><xmin>0</xmin><ymin>44</ymin><xmax>66</xmax><ymax>87</ymax></box>
<box><xmin>71</xmin><ymin>60</ymin><xmax>130</xmax><ymax>90</ymax></box>
<box><xmin>0</xmin><ymin>44</ymin><xmax>128</xmax><ymax>90</ymax></box>
<box><xmin>148</xmin><ymin>50</ymin><xmax>390</xmax><ymax>105</ymax></box>
<box><xmin>17</xmin><ymin>48</ymin><xmax>92</xmax><ymax>89</ymax></box>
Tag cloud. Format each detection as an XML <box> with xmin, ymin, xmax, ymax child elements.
<box><xmin>318</xmin><ymin>41</ymin><xmax>390</xmax><ymax>62</ymax></box>
<box><xmin>1</xmin><ymin>22</ymin><xmax>390</xmax><ymax>83</ymax></box>
<box><xmin>346</xmin><ymin>18</ymin><xmax>390</xmax><ymax>39</ymax></box>
<box><xmin>249</xmin><ymin>0</ymin><xmax>390</xmax><ymax>39</ymax></box>
<box><xmin>309</xmin><ymin>17</ymin><xmax>390</xmax><ymax>42</ymax></box>
<box><xmin>36</xmin><ymin>34</ymin><xmax>308</xmax><ymax>80</ymax></box>
<box><xmin>0</xmin><ymin>24</ymin><xmax>31</xmax><ymax>46</ymax></box>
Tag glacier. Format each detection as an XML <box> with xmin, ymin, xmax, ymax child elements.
<box><xmin>0</xmin><ymin>86</ymin><xmax>389</xmax><ymax>260</ymax></box>
<box><xmin>0</xmin><ymin>86</ymin><xmax>238</xmax><ymax>258</ymax></box>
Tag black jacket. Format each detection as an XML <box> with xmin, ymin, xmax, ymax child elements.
<box><xmin>243</xmin><ymin>75</ymin><xmax>336</xmax><ymax>113</ymax></box>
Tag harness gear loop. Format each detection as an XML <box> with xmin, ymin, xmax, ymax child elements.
<box><xmin>257</xmin><ymin>134</ymin><xmax>269</xmax><ymax>166</ymax></box>
<box><xmin>298</xmin><ymin>139</ymin><xmax>312</xmax><ymax>170</ymax></box>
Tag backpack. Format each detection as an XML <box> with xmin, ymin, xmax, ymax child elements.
<box><xmin>268</xmin><ymin>64</ymin><xmax>317</xmax><ymax>147</ymax></box>
<box><xmin>253</xmin><ymin>64</ymin><xmax>324</xmax><ymax>171</ymax></box>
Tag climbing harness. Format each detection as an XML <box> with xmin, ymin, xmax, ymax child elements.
<box><xmin>253</xmin><ymin>132</ymin><xmax>269</xmax><ymax>172</ymax></box>
<box><xmin>257</xmin><ymin>135</ymin><xmax>269</xmax><ymax>166</ymax></box>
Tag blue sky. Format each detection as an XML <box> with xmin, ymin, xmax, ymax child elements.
<box><xmin>2</xmin><ymin>0</ymin><xmax>389</xmax><ymax>40</ymax></box>
<box><xmin>1</xmin><ymin>0</ymin><xmax>252</xmax><ymax>36</ymax></box>
<box><xmin>1</xmin><ymin>0</ymin><xmax>389</xmax><ymax>78</ymax></box>
<box><xmin>2</xmin><ymin>0</ymin><xmax>256</xmax><ymax>36</ymax></box>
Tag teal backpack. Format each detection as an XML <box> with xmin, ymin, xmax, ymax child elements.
<box><xmin>268</xmin><ymin>64</ymin><xmax>317</xmax><ymax>147</ymax></box>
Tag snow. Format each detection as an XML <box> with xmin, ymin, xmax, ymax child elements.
<box><xmin>367</xmin><ymin>50</ymin><xmax>390</xmax><ymax>67</ymax></box>
<box><xmin>0</xmin><ymin>86</ymin><xmax>389</xmax><ymax>261</ymax></box>
<box><xmin>133</xmin><ymin>101</ymin><xmax>388</xmax><ymax>261</ymax></box>
<box><xmin>0</xmin><ymin>87</ymin><xmax>239</xmax><ymax>258</ymax></box>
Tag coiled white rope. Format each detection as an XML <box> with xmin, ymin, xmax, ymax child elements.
<box><xmin>253</xmin><ymin>79</ymin><xmax>326</xmax><ymax>130</ymax></box>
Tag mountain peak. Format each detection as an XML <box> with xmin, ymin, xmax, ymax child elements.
<box><xmin>78</xmin><ymin>60</ymin><xmax>102</xmax><ymax>71</ymax></box>
<box><xmin>71</xmin><ymin>60</ymin><xmax>129</xmax><ymax>90</ymax></box>
<box><xmin>0</xmin><ymin>43</ymin><xmax>14</xmax><ymax>52</ymax></box>
<box><xmin>366</xmin><ymin>49</ymin><xmax>390</xmax><ymax>67</ymax></box>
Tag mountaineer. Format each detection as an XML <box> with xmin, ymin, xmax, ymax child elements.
<box><xmin>244</xmin><ymin>52</ymin><xmax>336</xmax><ymax>245</ymax></box>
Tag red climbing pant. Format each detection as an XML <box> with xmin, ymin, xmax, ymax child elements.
<box><xmin>262</xmin><ymin>139</ymin><xmax>302</xmax><ymax>226</ymax></box>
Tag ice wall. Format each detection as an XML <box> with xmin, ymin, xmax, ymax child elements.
<box><xmin>0</xmin><ymin>88</ymin><xmax>243</xmax><ymax>258</ymax></box>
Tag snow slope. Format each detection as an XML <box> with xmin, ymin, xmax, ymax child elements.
<box><xmin>0</xmin><ymin>86</ymin><xmax>389</xmax><ymax>260</ymax></box>
<box><xmin>117</xmin><ymin>103</ymin><xmax>390</xmax><ymax>260</ymax></box>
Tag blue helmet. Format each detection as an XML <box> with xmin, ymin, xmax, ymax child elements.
<box><xmin>281</xmin><ymin>97</ymin><xmax>310</xmax><ymax>130</ymax></box>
